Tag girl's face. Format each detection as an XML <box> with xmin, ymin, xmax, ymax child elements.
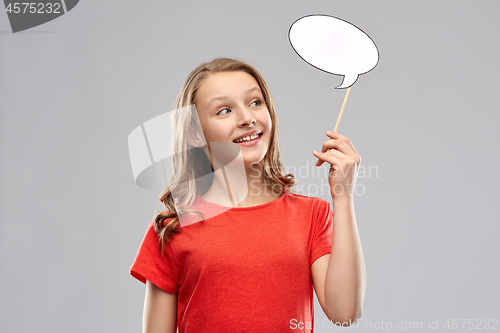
<box><xmin>194</xmin><ymin>71</ymin><xmax>272</xmax><ymax>166</ymax></box>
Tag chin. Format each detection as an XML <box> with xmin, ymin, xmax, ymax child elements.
<box><xmin>241</xmin><ymin>154</ymin><xmax>266</xmax><ymax>167</ymax></box>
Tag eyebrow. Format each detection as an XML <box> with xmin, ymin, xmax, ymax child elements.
<box><xmin>206</xmin><ymin>86</ymin><xmax>262</xmax><ymax>108</ymax></box>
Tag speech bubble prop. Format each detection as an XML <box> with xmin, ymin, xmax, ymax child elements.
<box><xmin>289</xmin><ymin>14</ymin><xmax>379</xmax><ymax>89</ymax></box>
<box><xmin>128</xmin><ymin>105</ymin><xmax>250</xmax><ymax>226</ymax></box>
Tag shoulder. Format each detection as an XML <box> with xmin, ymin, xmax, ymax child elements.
<box><xmin>145</xmin><ymin>210</ymin><xmax>179</xmax><ymax>231</ymax></box>
<box><xmin>285</xmin><ymin>192</ymin><xmax>331</xmax><ymax>209</ymax></box>
<box><xmin>284</xmin><ymin>193</ymin><xmax>332</xmax><ymax>224</ymax></box>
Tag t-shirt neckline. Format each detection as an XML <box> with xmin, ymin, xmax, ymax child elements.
<box><xmin>197</xmin><ymin>191</ymin><xmax>288</xmax><ymax>211</ymax></box>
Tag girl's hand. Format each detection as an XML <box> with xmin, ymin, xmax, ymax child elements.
<box><xmin>312</xmin><ymin>131</ymin><xmax>361</xmax><ymax>198</ymax></box>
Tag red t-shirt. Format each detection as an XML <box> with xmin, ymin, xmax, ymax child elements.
<box><xmin>130</xmin><ymin>191</ymin><xmax>334</xmax><ymax>332</ymax></box>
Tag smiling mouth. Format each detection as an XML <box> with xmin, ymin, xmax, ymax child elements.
<box><xmin>233</xmin><ymin>133</ymin><xmax>263</xmax><ymax>143</ymax></box>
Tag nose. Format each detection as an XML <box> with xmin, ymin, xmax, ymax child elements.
<box><xmin>237</xmin><ymin>106</ymin><xmax>256</xmax><ymax>127</ymax></box>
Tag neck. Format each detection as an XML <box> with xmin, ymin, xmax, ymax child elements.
<box><xmin>203</xmin><ymin>161</ymin><xmax>281</xmax><ymax>207</ymax></box>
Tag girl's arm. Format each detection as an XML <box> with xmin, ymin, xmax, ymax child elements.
<box><xmin>311</xmin><ymin>131</ymin><xmax>366</xmax><ymax>325</ymax></box>
<box><xmin>143</xmin><ymin>280</ymin><xmax>178</xmax><ymax>333</ymax></box>
<box><xmin>311</xmin><ymin>195</ymin><xmax>366</xmax><ymax>326</ymax></box>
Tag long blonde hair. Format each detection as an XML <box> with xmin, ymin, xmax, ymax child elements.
<box><xmin>154</xmin><ymin>57</ymin><xmax>297</xmax><ymax>253</ymax></box>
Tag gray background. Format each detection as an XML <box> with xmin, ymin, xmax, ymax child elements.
<box><xmin>1</xmin><ymin>1</ymin><xmax>499</xmax><ymax>332</ymax></box>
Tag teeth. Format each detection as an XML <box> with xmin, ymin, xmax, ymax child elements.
<box><xmin>234</xmin><ymin>133</ymin><xmax>260</xmax><ymax>143</ymax></box>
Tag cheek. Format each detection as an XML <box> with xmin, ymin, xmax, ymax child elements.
<box><xmin>199</xmin><ymin>118</ymin><xmax>219</xmax><ymax>139</ymax></box>
<box><xmin>204</xmin><ymin>123</ymin><xmax>231</xmax><ymax>141</ymax></box>
<box><xmin>263</xmin><ymin>112</ymin><xmax>273</xmax><ymax>132</ymax></box>
<box><xmin>260</xmin><ymin>114</ymin><xmax>273</xmax><ymax>145</ymax></box>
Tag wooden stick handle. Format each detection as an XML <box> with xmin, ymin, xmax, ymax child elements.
<box><xmin>333</xmin><ymin>86</ymin><xmax>352</xmax><ymax>132</ymax></box>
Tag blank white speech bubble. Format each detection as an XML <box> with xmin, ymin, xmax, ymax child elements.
<box><xmin>289</xmin><ymin>14</ymin><xmax>379</xmax><ymax>89</ymax></box>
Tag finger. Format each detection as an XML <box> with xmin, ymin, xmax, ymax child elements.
<box><xmin>324</xmin><ymin>133</ymin><xmax>361</xmax><ymax>165</ymax></box>
<box><xmin>325</xmin><ymin>131</ymin><xmax>360</xmax><ymax>156</ymax></box>
<box><xmin>313</xmin><ymin>148</ymin><xmax>344</xmax><ymax>167</ymax></box>
<box><xmin>321</xmin><ymin>139</ymin><xmax>355</xmax><ymax>159</ymax></box>
<box><xmin>317</xmin><ymin>145</ymin><xmax>345</xmax><ymax>166</ymax></box>
<box><xmin>313</xmin><ymin>150</ymin><xmax>343</xmax><ymax>169</ymax></box>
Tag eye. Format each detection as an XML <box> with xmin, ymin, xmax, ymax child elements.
<box><xmin>217</xmin><ymin>108</ymin><xmax>231</xmax><ymax>115</ymax></box>
<box><xmin>250</xmin><ymin>99</ymin><xmax>261</xmax><ymax>107</ymax></box>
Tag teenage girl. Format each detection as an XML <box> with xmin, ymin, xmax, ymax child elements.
<box><xmin>130</xmin><ymin>58</ymin><xmax>365</xmax><ymax>333</ymax></box>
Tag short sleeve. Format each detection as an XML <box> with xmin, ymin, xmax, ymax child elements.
<box><xmin>310</xmin><ymin>199</ymin><xmax>334</xmax><ymax>266</ymax></box>
<box><xmin>129</xmin><ymin>218</ymin><xmax>180</xmax><ymax>294</ymax></box>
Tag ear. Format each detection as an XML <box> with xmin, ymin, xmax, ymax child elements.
<box><xmin>187</xmin><ymin>130</ymin><xmax>206</xmax><ymax>148</ymax></box>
